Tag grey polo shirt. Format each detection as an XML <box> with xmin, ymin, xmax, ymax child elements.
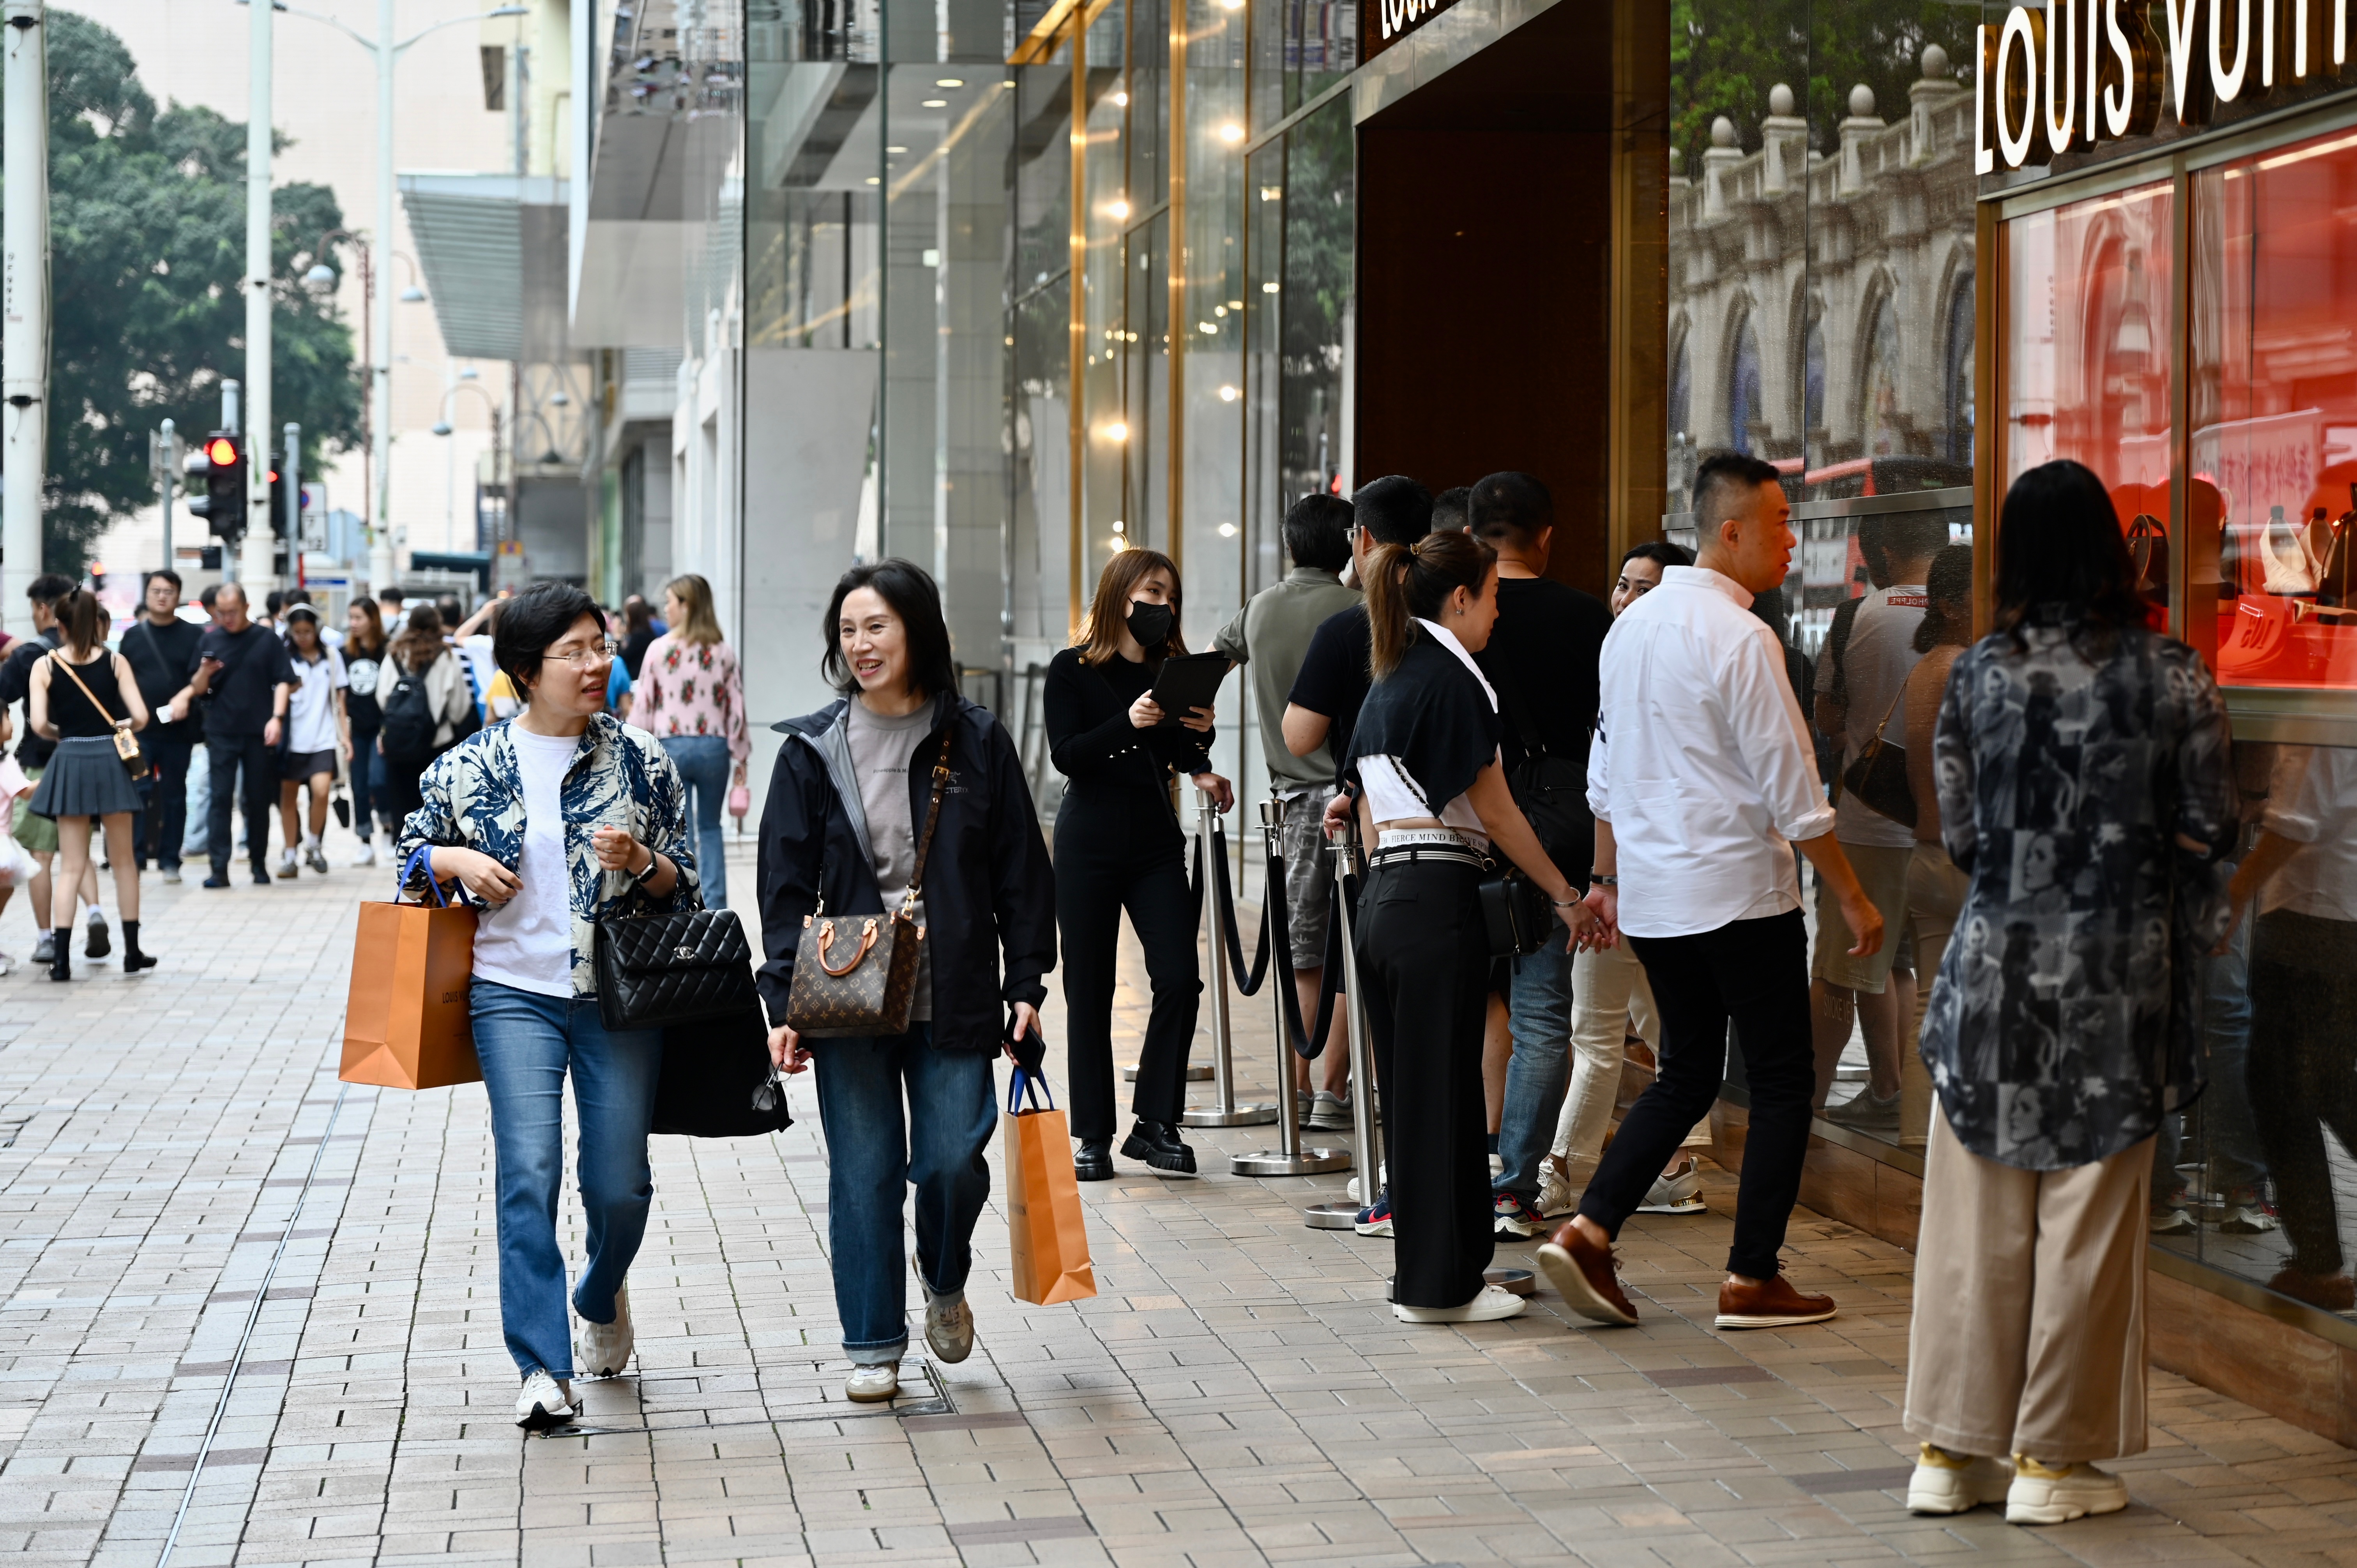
<box><xmin>1212</xmin><ymin>565</ymin><xmax>1361</xmax><ymax>793</ymax></box>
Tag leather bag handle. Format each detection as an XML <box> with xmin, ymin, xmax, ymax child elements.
<box><xmin>816</xmin><ymin>917</ymin><xmax>878</xmax><ymax>976</ymax></box>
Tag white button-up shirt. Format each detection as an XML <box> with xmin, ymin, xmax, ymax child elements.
<box><xmin>1587</xmin><ymin>565</ymin><xmax>1834</xmax><ymax>939</ymax></box>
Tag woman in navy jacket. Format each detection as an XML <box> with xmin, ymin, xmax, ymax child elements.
<box><xmin>757</xmin><ymin>559</ymin><xmax>1056</xmax><ymax>1405</ymax></box>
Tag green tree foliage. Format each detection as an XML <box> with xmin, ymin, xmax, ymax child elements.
<box><xmin>1671</xmin><ymin>0</ymin><xmax>1980</xmax><ymax>179</ymax></box>
<box><xmin>5</xmin><ymin>10</ymin><xmax>361</xmax><ymax>572</ymax></box>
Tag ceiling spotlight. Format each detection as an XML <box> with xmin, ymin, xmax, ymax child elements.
<box><xmin>1102</xmin><ymin>422</ymin><xmax>1128</xmax><ymax>442</ymax></box>
<box><xmin>1218</xmin><ymin>122</ymin><xmax>1244</xmax><ymax>143</ymax></box>
<box><xmin>1108</xmin><ymin>198</ymin><xmax>1130</xmax><ymax>219</ymax></box>
<box><xmin>886</xmin><ymin>144</ymin><xmax>907</xmax><ymax>153</ymax></box>
<box><xmin>921</xmin><ymin>97</ymin><xmax>947</xmax><ymax>107</ymax></box>
<box><xmin>935</xmin><ymin>77</ymin><xmax>964</xmax><ymax>87</ymax></box>
<box><xmin>1218</xmin><ymin>384</ymin><xmax>1239</xmax><ymax>402</ymax></box>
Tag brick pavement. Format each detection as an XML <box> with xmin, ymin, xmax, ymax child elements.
<box><xmin>2</xmin><ymin>826</ymin><xmax>2354</xmax><ymax>1568</ymax></box>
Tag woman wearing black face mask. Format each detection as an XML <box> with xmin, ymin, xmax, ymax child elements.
<box><xmin>1046</xmin><ymin>549</ymin><xmax>1235</xmax><ymax>1178</ymax></box>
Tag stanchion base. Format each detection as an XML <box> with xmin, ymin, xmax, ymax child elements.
<box><xmin>1302</xmin><ymin>1201</ymin><xmax>1359</xmax><ymax>1229</ymax></box>
<box><xmin>1179</xmin><ymin>1102</ymin><xmax>1280</xmax><ymax>1127</ymax></box>
<box><xmin>1485</xmin><ymin>1267</ymin><xmax>1536</xmax><ymax>1296</ymax></box>
<box><xmin>1128</xmin><ymin>1063</ymin><xmax>1214</xmax><ymax>1082</ymax></box>
<box><xmin>1230</xmin><ymin>1145</ymin><xmax>1351</xmax><ymax>1176</ymax></box>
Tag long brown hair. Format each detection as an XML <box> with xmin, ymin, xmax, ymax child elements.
<box><xmin>391</xmin><ymin>604</ymin><xmax>447</xmax><ymax>673</ymax></box>
<box><xmin>348</xmin><ymin>596</ymin><xmax>387</xmax><ymax>657</ymax></box>
<box><xmin>1365</xmin><ymin>531</ymin><xmax>1495</xmax><ymax>678</ymax></box>
<box><xmin>1075</xmin><ymin>548</ymin><xmax>1186</xmax><ymax>665</ymax></box>
<box><xmin>666</xmin><ymin>573</ymin><xmax>726</xmax><ymax>645</ymax></box>
<box><xmin>54</xmin><ymin>588</ymin><xmax>105</xmax><ymax>659</ymax></box>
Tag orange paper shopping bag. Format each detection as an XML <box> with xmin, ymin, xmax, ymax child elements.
<box><xmin>1004</xmin><ymin>1067</ymin><xmax>1097</xmax><ymax>1305</ymax></box>
<box><xmin>340</xmin><ymin>851</ymin><xmax>482</xmax><ymax>1090</ymax></box>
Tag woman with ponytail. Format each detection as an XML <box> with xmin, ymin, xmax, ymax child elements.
<box><xmin>1340</xmin><ymin>530</ymin><xmax>1601</xmax><ymax>1324</ymax></box>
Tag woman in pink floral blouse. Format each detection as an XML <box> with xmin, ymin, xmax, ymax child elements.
<box><xmin>626</xmin><ymin>574</ymin><xmax>750</xmax><ymax>906</ymax></box>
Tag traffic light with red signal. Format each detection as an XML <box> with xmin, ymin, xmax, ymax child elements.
<box><xmin>183</xmin><ymin>431</ymin><xmax>247</xmax><ymax>541</ymax></box>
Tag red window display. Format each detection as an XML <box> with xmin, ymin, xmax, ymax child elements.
<box><xmin>2004</xmin><ymin>179</ymin><xmax>2176</xmax><ymax>629</ymax></box>
<box><xmin>2192</xmin><ymin>128</ymin><xmax>2357</xmax><ymax>689</ymax></box>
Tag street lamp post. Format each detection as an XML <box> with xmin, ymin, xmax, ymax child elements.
<box><xmin>243</xmin><ymin>0</ymin><xmax>273</xmax><ymax>595</ymax></box>
<box><xmin>3</xmin><ymin>0</ymin><xmax>46</xmax><ymax>638</ymax></box>
<box><xmin>433</xmin><ymin>381</ymin><xmax>504</xmax><ymax>554</ymax></box>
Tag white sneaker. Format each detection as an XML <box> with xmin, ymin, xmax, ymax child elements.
<box><xmin>2004</xmin><ymin>1456</ymin><xmax>2129</xmax><ymax>1524</ymax></box>
<box><xmin>159</xmin><ymin>865</ymin><xmax>182</xmax><ymax>885</ymax></box>
<box><xmin>514</xmin><ymin>1369</ymin><xmax>576</xmax><ymax>1429</ymax></box>
<box><xmin>1488</xmin><ymin>1153</ymin><xmax>1505</xmax><ymax>1177</ymax></box>
<box><xmin>1907</xmin><ymin>1445</ymin><xmax>2014</xmax><ymax>1514</ymax></box>
<box><xmin>924</xmin><ymin>1291</ymin><xmax>974</xmax><ymax>1364</ymax></box>
<box><xmin>350</xmin><ymin>841</ymin><xmax>377</xmax><ymax>869</ymax></box>
<box><xmin>0</xmin><ymin>950</ymin><xmax>14</xmax><ymax>977</ymax></box>
<box><xmin>274</xmin><ymin>848</ymin><xmax>299</xmax><ymax>880</ymax></box>
<box><xmin>1536</xmin><ymin>1159</ymin><xmax>1578</xmax><ymax>1220</ymax></box>
<box><xmin>844</xmin><ymin>1363</ymin><xmax>900</xmax><ymax>1402</ymax></box>
<box><xmin>1637</xmin><ymin>1158</ymin><xmax>1707</xmax><ymax>1215</ymax></box>
<box><xmin>1392</xmin><ymin>1284</ymin><xmax>1527</xmax><ymax>1324</ymax></box>
<box><xmin>574</xmin><ymin>1281</ymin><xmax>634</xmax><ymax>1379</ymax></box>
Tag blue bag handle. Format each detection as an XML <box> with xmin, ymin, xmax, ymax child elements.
<box><xmin>399</xmin><ymin>845</ymin><xmax>451</xmax><ymax>908</ymax></box>
<box><xmin>1007</xmin><ymin>1063</ymin><xmax>1055</xmax><ymax>1115</ymax></box>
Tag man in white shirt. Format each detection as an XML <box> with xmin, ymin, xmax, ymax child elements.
<box><xmin>1812</xmin><ymin>514</ymin><xmax>1947</xmax><ymax>1130</ymax></box>
<box><xmin>1538</xmin><ymin>453</ymin><xmax>1883</xmax><ymax>1333</ymax></box>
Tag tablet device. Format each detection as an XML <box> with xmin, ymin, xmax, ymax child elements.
<box><xmin>1148</xmin><ymin>652</ymin><xmax>1230</xmax><ymax>726</ymax></box>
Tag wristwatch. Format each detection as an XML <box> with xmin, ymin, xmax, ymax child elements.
<box><xmin>632</xmin><ymin>845</ymin><xmax>660</xmax><ymax>884</ymax></box>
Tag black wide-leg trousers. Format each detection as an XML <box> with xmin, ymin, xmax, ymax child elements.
<box><xmin>1357</xmin><ymin>856</ymin><xmax>1495</xmax><ymax>1310</ymax></box>
<box><xmin>1055</xmin><ymin>793</ymin><xmax>1201</xmax><ymax>1144</ymax></box>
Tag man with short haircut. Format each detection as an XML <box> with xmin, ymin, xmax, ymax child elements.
<box><xmin>1431</xmin><ymin>486</ymin><xmax>1472</xmax><ymax>534</ymax></box>
<box><xmin>1541</xmin><ymin>453</ymin><xmax>1882</xmax><ymax>1332</ymax></box>
<box><xmin>120</xmin><ymin>570</ymin><xmax>203</xmax><ymax>882</ymax></box>
<box><xmin>1463</xmin><ymin>472</ymin><xmax>1614</xmax><ymax>1238</ymax></box>
<box><xmin>378</xmin><ymin>586</ymin><xmax>409</xmax><ymax>638</ymax></box>
<box><xmin>169</xmin><ymin>583</ymin><xmax>297</xmax><ymax>887</ymax></box>
<box><xmin>1214</xmin><ymin>493</ymin><xmax>1362</xmax><ymax>1128</ymax></box>
<box><xmin>1281</xmin><ymin>475</ymin><xmax>1435</xmax><ymax>783</ymax></box>
<box><xmin>1811</xmin><ymin>512</ymin><xmax>1950</xmax><ymax>1129</ymax></box>
<box><xmin>0</xmin><ymin>573</ymin><xmax>99</xmax><ymax>963</ymax></box>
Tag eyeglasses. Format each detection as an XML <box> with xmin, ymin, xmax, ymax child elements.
<box><xmin>546</xmin><ymin>639</ymin><xmax>620</xmax><ymax>667</ymax></box>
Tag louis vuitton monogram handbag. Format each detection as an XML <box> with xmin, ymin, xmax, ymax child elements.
<box><xmin>786</xmin><ymin>749</ymin><xmax>952</xmax><ymax>1038</ymax></box>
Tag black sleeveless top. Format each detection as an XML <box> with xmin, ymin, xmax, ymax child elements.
<box><xmin>46</xmin><ymin>651</ymin><xmax>128</xmax><ymax>738</ymax></box>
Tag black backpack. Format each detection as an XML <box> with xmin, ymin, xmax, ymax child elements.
<box><xmin>378</xmin><ymin>669</ymin><xmax>438</xmax><ymax>764</ymax></box>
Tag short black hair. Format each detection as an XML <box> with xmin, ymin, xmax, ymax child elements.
<box><xmin>493</xmin><ymin>581</ymin><xmax>603</xmax><ymax>689</ymax></box>
<box><xmin>199</xmin><ymin>583</ymin><xmax>221</xmax><ymax>609</ymax></box>
<box><xmin>26</xmin><ymin>573</ymin><xmax>72</xmax><ymax>607</ymax></box>
<box><xmin>1351</xmin><ymin>475</ymin><xmax>1434</xmax><ymax>549</ymax></box>
<box><xmin>822</xmin><ymin>559</ymin><xmax>961</xmax><ymax>700</ymax></box>
<box><xmin>1621</xmin><ymin>540</ymin><xmax>1692</xmax><ymax>571</ymax></box>
<box><xmin>1692</xmin><ymin>454</ymin><xmax>1783</xmax><ymax>533</ymax></box>
<box><xmin>145</xmin><ymin>569</ymin><xmax>183</xmax><ymax>594</ymax></box>
<box><xmin>265</xmin><ymin>590</ymin><xmax>285</xmax><ymax>615</ymax></box>
<box><xmin>1885</xmin><ymin>512</ymin><xmax>1952</xmax><ymax>566</ymax></box>
<box><xmin>1431</xmin><ymin>487</ymin><xmax>1472</xmax><ymax>533</ymax></box>
<box><xmin>379</xmin><ymin>586</ymin><xmax>406</xmax><ymax>604</ymax></box>
<box><xmin>1995</xmin><ymin>459</ymin><xmax>2145</xmax><ymax>637</ymax></box>
<box><xmin>283</xmin><ymin>587</ymin><xmax>312</xmax><ymax>607</ymax></box>
<box><xmin>1281</xmin><ymin>493</ymin><xmax>1353</xmax><ymax>572</ymax></box>
<box><xmin>1468</xmin><ymin>471</ymin><xmax>1555</xmax><ymax>552</ymax></box>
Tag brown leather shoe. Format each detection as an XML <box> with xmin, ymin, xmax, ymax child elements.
<box><xmin>1715</xmin><ymin>1272</ymin><xmax>1837</xmax><ymax>1330</ymax></box>
<box><xmin>2268</xmin><ymin>1266</ymin><xmax>2356</xmax><ymax>1312</ymax></box>
<box><xmin>1536</xmin><ymin>1220</ymin><xmax>1639</xmax><ymax>1325</ymax></box>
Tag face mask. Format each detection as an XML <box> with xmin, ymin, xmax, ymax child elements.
<box><xmin>1126</xmin><ymin>600</ymin><xmax>1174</xmax><ymax>648</ymax></box>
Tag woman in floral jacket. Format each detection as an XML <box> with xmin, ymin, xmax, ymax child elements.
<box><xmin>394</xmin><ymin>581</ymin><xmax>700</xmax><ymax>1432</ymax></box>
<box><xmin>627</xmin><ymin>573</ymin><xmax>749</xmax><ymax>906</ymax></box>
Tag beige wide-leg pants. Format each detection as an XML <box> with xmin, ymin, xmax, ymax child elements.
<box><xmin>1904</xmin><ymin>1110</ymin><xmax>2152</xmax><ymax>1464</ymax></box>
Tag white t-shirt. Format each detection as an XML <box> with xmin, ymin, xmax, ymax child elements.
<box><xmin>2261</xmin><ymin>744</ymin><xmax>2357</xmax><ymax>923</ymax></box>
<box><xmin>1833</xmin><ymin>584</ymin><xmax>1928</xmax><ymax>850</ymax></box>
<box><xmin>285</xmin><ymin>647</ymin><xmax>348</xmax><ymax>754</ymax></box>
<box><xmin>472</xmin><ymin>727</ymin><xmax>580</xmax><ymax>998</ymax></box>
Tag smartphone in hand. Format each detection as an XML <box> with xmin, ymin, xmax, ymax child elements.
<box><xmin>1004</xmin><ymin>1005</ymin><xmax>1047</xmax><ymax>1075</ymax></box>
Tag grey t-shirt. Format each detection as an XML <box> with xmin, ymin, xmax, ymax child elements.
<box><xmin>1832</xmin><ymin>584</ymin><xmax>1928</xmax><ymax>850</ymax></box>
<box><xmin>846</xmin><ymin>698</ymin><xmax>936</xmax><ymax>1021</ymax></box>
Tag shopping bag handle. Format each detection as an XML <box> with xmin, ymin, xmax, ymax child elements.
<box><xmin>1007</xmin><ymin>1064</ymin><xmax>1055</xmax><ymax>1115</ymax></box>
<box><xmin>400</xmin><ymin>845</ymin><xmax>451</xmax><ymax>908</ymax></box>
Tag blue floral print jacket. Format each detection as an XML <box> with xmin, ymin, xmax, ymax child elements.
<box><xmin>394</xmin><ymin>712</ymin><xmax>701</xmax><ymax>996</ymax></box>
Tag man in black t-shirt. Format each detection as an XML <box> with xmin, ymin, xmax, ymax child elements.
<box><xmin>1465</xmin><ymin>473</ymin><xmax>1613</xmax><ymax>1240</ymax></box>
<box><xmin>120</xmin><ymin>570</ymin><xmax>203</xmax><ymax>880</ymax></box>
<box><xmin>167</xmin><ymin>583</ymin><xmax>296</xmax><ymax>887</ymax></box>
<box><xmin>1281</xmin><ymin>475</ymin><xmax>1435</xmax><ymax>785</ymax></box>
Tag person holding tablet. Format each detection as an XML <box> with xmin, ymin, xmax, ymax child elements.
<box><xmin>1045</xmin><ymin>549</ymin><xmax>1234</xmax><ymax>1179</ymax></box>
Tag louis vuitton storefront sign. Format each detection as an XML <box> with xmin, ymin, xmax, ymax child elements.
<box><xmin>1977</xmin><ymin>0</ymin><xmax>2350</xmax><ymax>170</ymax></box>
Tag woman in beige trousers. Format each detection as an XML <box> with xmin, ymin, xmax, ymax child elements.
<box><xmin>1904</xmin><ymin>461</ymin><xmax>2234</xmax><ymax>1526</ymax></box>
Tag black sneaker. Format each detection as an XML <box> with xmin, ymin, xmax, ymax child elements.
<box><xmin>1119</xmin><ymin>1119</ymin><xmax>1198</xmax><ymax>1175</ymax></box>
<box><xmin>84</xmin><ymin>918</ymin><xmax>109</xmax><ymax>959</ymax></box>
<box><xmin>1074</xmin><ymin>1139</ymin><xmax>1115</xmax><ymax>1181</ymax></box>
<box><xmin>201</xmin><ymin>874</ymin><xmax>231</xmax><ymax>889</ymax></box>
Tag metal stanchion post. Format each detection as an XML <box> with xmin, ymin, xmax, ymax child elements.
<box><xmin>1233</xmin><ymin>800</ymin><xmax>1350</xmax><ymax>1176</ymax></box>
<box><xmin>1181</xmin><ymin>787</ymin><xmax>1277</xmax><ymax>1128</ymax></box>
<box><xmin>1304</xmin><ymin>816</ymin><xmax>1378</xmax><ymax>1227</ymax></box>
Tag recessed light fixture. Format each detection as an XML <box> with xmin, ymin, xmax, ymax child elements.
<box><xmin>1218</xmin><ymin>522</ymin><xmax>1238</xmax><ymax>536</ymax></box>
<box><xmin>922</xmin><ymin>97</ymin><xmax>947</xmax><ymax>107</ymax></box>
<box><xmin>1262</xmin><ymin>281</ymin><xmax>1279</xmax><ymax>293</ymax></box>
<box><xmin>1218</xmin><ymin>122</ymin><xmax>1244</xmax><ymax>143</ymax></box>
<box><xmin>1214</xmin><ymin>304</ymin><xmax>1228</xmax><ymax>317</ymax></box>
<box><xmin>866</xmin><ymin>175</ymin><xmax>880</xmax><ymax>184</ymax></box>
<box><xmin>887</xmin><ymin>144</ymin><xmax>907</xmax><ymax>152</ymax></box>
<box><xmin>935</xmin><ymin>77</ymin><xmax>964</xmax><ymax>87</ymax></box>
<box><xmin>1198</xmin><ymin>321</ymin><xmax>1216</xmax><ymax>334</ymax></box>
<box><xmin>1103</xmin><ymin>422</ymin><xmax>1129</xmax><ymax>442</ymax></box>
<box><xmin>1108</xmin><ymin>199</ymin><xmax>1130</xmax><ymax>219</ymax></box>
<box><xmin>1112</xmin><ymin>91</ymin><xmax>1129</xmax><ymax>106</ymax></box>
<box><xmin>1258</xmin><ymin>186</ymin><xmax>1281</xmax><ymax>201</ymax></box>
<box><xmin>1112</xmin><ymin>519</ymin><xmax>1127</xmax><ymax>532</ymax></box>
<box><xmin>1228</xmin><ymin>299</ymin><xmax>1243</xmax><ymax>309</ymax></box>
<box><xmin>1217</xmin><ymin>385</ymin><xmax>1239</xmax><ymax>402</ymax></box>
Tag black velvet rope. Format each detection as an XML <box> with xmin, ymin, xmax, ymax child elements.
<box><xmin>1189</xmin><ymin>820</ymin><xmax>1348</xmax><ymax>1061</ymax></box>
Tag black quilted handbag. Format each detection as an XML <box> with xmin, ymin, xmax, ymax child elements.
<box><xmin>594</xmin><ymin>892</ymin><xmax>762</xmax><ymax>1033</ymax></box>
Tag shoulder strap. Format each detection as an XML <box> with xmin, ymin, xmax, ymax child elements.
<box><xmin>47</xmin><ymin>652</ymin><xmax>124</xmax><ymax>728</ymax></box>
<box><xmin>900</xmin><ymin>736</ymin><xmax>954</xmax><ymax>912</ymax></box>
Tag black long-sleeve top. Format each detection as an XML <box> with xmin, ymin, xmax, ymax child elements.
<box><xmin>1045</xmin><ymin>646</ymin><xmax>1214</xmax><ymax>800</ymax></box>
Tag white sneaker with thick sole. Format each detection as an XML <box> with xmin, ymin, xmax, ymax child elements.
<box><xmin>351</xmin><ymin>841</ymin><xmax>377</xmax><ymax>868</ymax></box>
<box><xmin>925</xmin><ymin>1292</ymin><xmax>974</xmax><ymax>1364</ymax></box>
<box><xmin>274</xmin><ymin>848</ymin><xmax>299</xmax><ymax>880</ymax></box>
<box><xmin>1636</xmin><ymin>1159</ymin><xmax>1707</xmax><ymax>1215</ymax></box>
<box><xmin>1393</xmin><ymin>1284</ymin><xmax>1527</xmax><ymax>1324</ymax></box>
<box><xmin>845</xmin><ymin>1363</ymin><xmax>901</xmax><ymax>1402</ymax></box>
<box><xmin>574</xmin><ymin>1281</ymin><xmax>634</xmax><ymax>1379</ymax></box>
<box><xmin>514</xmin><ymin>1370</ymin><xmax>577</xmax><ymax>1429</ymax></box>
<box><xmin>1906</xmin><ymin>1446</ymin><xmax>2014</xmax><ymax>1514</ymax></box>
<box><xmin>2004</xmin><ymin>1457</ymin><xmax>2129</xmax><ymax>1524</ymax></box>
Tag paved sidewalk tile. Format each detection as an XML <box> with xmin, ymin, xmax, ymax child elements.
<box><xmin>1</xmin><ymin>832</ymin><xmax>2353</xmax><ymax>1567</ymax></box>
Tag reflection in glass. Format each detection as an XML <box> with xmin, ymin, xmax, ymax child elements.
<box><xmin>1278</xmin><ymin>95</ymin><xmax>1352</xmax><ymax>509</ymax></box>
<box><xmin>2191</xmin><ymin>128</ymin><xmax>2357</xmax><ymax>689</ymax></box>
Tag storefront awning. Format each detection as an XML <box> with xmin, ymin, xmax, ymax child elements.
<box><xmin>398</xmin><ymin>173</ymin><xmax>572</xmax><ymax>362</ymax></box>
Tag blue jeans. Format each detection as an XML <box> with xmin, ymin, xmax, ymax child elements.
<box><xmin>811</xmin><ymin>1026</ymin><xmax>998</xmax><ymax>1365</ymax></box>
<box><xmin>469</xmin><ymin>978</ymin><xmax>664</xmax><ymax>1378</ymax></box>
<box><xmin>1493</xmin><ymin>941</ymin><xmax>1576</xmax><ymax>1202</ymax></box>
<box><xmin>661</xmin><ymin>734</ymin><xmax>730</xmax><ymax>908</ymax></box>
